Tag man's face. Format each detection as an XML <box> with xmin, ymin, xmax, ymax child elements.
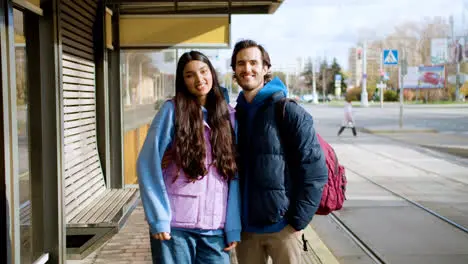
<box><xmin>234</xmin><ymin>47</ymin><xmax>268</xmax><ymax>92</ymax></box>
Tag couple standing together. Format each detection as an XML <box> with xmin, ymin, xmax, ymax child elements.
<box><xmin>137</xmin><ymin>39</ymin><xmax>329</xmax><ymax>264</ymax></box>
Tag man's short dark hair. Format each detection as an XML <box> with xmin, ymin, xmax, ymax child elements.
<box><xmin>230</xmin><ymin>39</ymin><xmax>272</xmax><ymax>83</ymax></box>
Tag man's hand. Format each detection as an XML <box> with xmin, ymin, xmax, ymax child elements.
<box><xmin>224</xmin><ymin>242</ymin><xmax>238</xmax><ymax>251</ymax></box>
<box><xmin>293</xmin><ymin>229</ymin><xmax>303</xmax><ymax>237</ymax></box>
<box><xmin>152</xmin><ymin>232</ymin><xmax>171</xmax><ymax>240</ymax></box>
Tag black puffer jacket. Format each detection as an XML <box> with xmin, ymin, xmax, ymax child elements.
<box><xmin>236</xmin><ymin>92</ymin><xmax>328</xmax><ymax>231</ymax></box>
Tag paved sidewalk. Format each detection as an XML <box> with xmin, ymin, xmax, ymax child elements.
<box><xmin>381</xmin><ymin>132</ymin><xmax>468</xmax><ymax>158</ymax></box>
<box><xmin>69</xmin><ymin>203</ymin><xmax>338</xmax><ymax>264</ymax></box>
<box><xmin>68</xmin><ymin>205</ymin><xmax>152</xmax><ymax>264</ymax></box>
<box><xmin>332</xmin><ymin>135</ymin><xmax>468</xmax><ymax>230</ymax></box>
<box><xmin>358</xmin><ymin>125</ymin><xmax>468</xmax><ymax>158</ymax></box>
<box><xmin>310</xmin><ymin>127</ymin><xmax>468</xmax><ymax>263</ymax></box>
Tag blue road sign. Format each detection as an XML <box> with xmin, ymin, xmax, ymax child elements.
<box><xmin>383</xmin><ymin>50</ymin><xmax>399</xmax><ymax>65</ymax></box>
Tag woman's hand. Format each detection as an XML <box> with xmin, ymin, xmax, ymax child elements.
<box><xmin>152</xmin><ymin>232</ymin><xmax>171</xmax><ymax>240</ymax></box>
<box><xmin>224</xmin><ymin>241</ymin><xmax>238</xmax><ymax>251</ymax></box>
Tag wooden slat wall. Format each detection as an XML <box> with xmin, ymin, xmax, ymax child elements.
<box><xmin>124</xmin><ymin>124</ymin><xmax>150</xmax><ymax>185</ymax></box>
<box><xmin>138</xmin><ymin>124</ymin><xmax>149</xmax><ymax>152</ymax></box>
<box><xmin>60</xmin><ymin>0</ymin><xmax>105</xmax><ymax>222</ymax></box>
<box><xmin>124</xmin><ymin>130</ymin><xmax>137</xmax><ymax>185</ymax></box>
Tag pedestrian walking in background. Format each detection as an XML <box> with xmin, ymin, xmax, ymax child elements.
<box><xmin>338</xmin><ymin>99</ymin><xmax>357</xmax><ymax>136</ymax></box>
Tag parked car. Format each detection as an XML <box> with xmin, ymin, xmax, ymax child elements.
<box><xmin>301</xmin><ymin>94</ymin><xmax>315</xmax><ymax>102</ymax></box>
<box><xmin>300</xmin><ymin>94</ymin><xmax>331</xmax><ymax>103</ymax></box>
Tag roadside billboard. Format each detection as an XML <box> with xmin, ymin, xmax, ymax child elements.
<box><xmin>418</xmin><ymin>66</ymin><xmax>445</xmax><ymax>88</ymax></box>
<box><xmin>447</xmin><ymin>37</ymin><xmax>466</xmax><ymax>64</ymax></box>
<box><xmin>431</xmin><ymin>38</ymin><xmax>449</xmax><ymax>64</ymax></box>
<box><xmin>432</xmin><ymin>37</ymin><xmax>468</xmax><ymax>64</ymax></box>
<box><xmin>403</xmin><ymin>65</ymin><xmax>445</xmax><ymax>89</ymax></box>
<box><xmin>402</xmin><ymin>67</ymin><xmax>419</xmax><ymax>88</ymax></box>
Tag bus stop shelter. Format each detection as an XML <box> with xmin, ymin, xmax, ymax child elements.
<box><xmin>1</xmin><ymin>0</ymin><xmax>283</xmax><ymax>263</ymax></box>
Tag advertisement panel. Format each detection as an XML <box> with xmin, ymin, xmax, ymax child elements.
<box><xmin>417</xmin><ymin>65</ymin><xmax>445</xmax><ymax>88</ymax></box>
<box><xmin>403</xmin><ymin>66</ymin><xmax>445</xmax><ymax>89</ymax></box>
<box><xmin>431</xmin><ymin>38</ymin><xmax>449</xmax><ymax>64</ymax></box>
<box><xmin>447</xmin><ymin>37</ymin><xmax>466</xmax><ymax>63</ymax></box>
<box><xmin>402</xmin><ymin>67</ymin><xmax>419</xmax><ymax>88</ymax></box>
<box><xmin>431</xmin><ymin>37</ymin><xmax>468</xmax><ymax>64</ymax></box>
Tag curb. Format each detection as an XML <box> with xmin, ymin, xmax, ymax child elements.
<box><xmin>358</xmin><ymin>127</ymin><xmax>438</xmax><ymax>134</ymax></box>
<box><xmin>304</xmin><ymin>224</ymin><xmax>340</xmax><ymax>264</ymax></box>
<box><xmin>421</xmin><ymin>145</ymin><xmax>468</xmax><ymax>158</ymax></box>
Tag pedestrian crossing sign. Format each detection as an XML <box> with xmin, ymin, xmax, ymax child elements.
<box><xmin>383</xmin><ymin>50</ymin><xmax>398</xmax><ymax>65</ymax></box>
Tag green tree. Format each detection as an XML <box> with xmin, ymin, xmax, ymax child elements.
<box><xmin>317</xmin><ymin>59</ymin><xmax>329</xmax><ymax>95</ymax></box>
<box><xmin>300</xmin><ymin>57</ymin><xmax>314</xmax><ymax>95</ymax></box>
<box><xmin>328</xmin><ymin>58</ymin><xmax>347</xmax><ymax>94</ymax></box>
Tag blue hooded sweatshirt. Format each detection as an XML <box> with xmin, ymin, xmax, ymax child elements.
<box><xmin>236</xmin><ymin>77</ymin><xmax>289</xmax><ymax>233</ymax></box>
<box><xmin>137</xmin><ymin>100</ymin><xmax>241</xmax><ymax>244</ymax></box>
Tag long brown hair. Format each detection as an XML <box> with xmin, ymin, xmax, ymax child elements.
<box><xmin>173</xmin><ymin>51</ymin><xmax>237</xmax><ymax>181</ymax></box>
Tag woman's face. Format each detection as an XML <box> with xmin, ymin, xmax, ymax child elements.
<box><xmin>183</xmin><ymin>60</ymin><xmax>213</xmax><ymax>105</ymax></box>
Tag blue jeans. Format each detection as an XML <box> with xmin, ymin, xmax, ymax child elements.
<box><xmin>150</xmin><ymin>229</ymin><xmax>230</xmax><ymax>264</ymax></box>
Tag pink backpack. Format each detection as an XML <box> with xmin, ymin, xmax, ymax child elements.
<box><xmin>275</xmin><ymin>98</ymin><xmax>347</xmax><ymax>215</ymax></box>
<box><xmin>314</xmin><ymin>134</ymin><xmax>347</xmax><ymax>215</ymax></box>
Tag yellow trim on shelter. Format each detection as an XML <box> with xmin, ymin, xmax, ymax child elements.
<box><xmin>120</xmin><ymin>15</ymin><xmax>230</xmax><ymax>47</ymax></box>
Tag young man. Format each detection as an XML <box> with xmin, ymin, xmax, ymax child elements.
<box><xmin>231</xmin><ymin>39</ymin><xmax>328</xmax><ymax>263</ymax></box>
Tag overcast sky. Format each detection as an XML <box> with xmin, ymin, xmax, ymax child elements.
<box><xmin>215</xmin><ymin>0</ymin><xmax>465</xmax><ymax>72</ymax></box>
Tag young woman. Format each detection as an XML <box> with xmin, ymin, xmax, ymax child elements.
<box><xmin>137</xmin><ymin>51</ymin><xmax>240</xmax><ymax>264</ymax></box>
<box><xmin>337</xmin><ymin>98</ymin><xmax>357</xmax><ymax>136</ymax></box>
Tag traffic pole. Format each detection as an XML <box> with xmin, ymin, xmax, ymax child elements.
<box><xmin>380</xmin><ymin>51</ymin><xmax>384</xmax><ymax>108</ymax></box>
<box><xmin>361</xmin><ymin>41</ymin><xmax>369</xmax><ymax>107</ymax></box>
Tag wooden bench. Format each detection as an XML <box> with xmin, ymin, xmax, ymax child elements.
<box><xmin>68</xmin><ymin>188</ymin><xmax>138</xmax><ymax>228</ymax></box>
<box><xmin>58</xmin><ymin>14</ymin><xmax>141</xmax><ymax>258</ymax></box>
<box><xmin>19</xmin><ymin>187</ymin><xmax>139</xmax><ymax>260</ymax></box>
<box><xmin>65</xmin><ymin>188</ymin><xmax>139</xmax><ymax>260</ymax></box>
<box><xmin>18</xmin><ymin>166</ymin><xmax>140</xmax><ymax>226</ymax></box>
<box><xmin>18</xmin><ymin>43</ymin><xmax>141</xmax><ymax>259</ymax></box>
<box><xmin>17</xmin><ymin>2</ymin><xmax>141</xmax><ymax>259</ymax></box>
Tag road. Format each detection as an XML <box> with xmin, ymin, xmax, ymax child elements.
<box><xmin>307</xmin><ymin>103</ymin><xmax>468</xmax><ymax>134</ymax></box>
<box><xmin>302</xmin><ymin>103</ymin><xmax>468</xmax><ymax>264</ymax></box>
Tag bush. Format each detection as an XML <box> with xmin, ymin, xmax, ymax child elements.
<box><xmin>427</xmin><ymin>89</ymin><xmax>444</xmax><ymax>102</ymax></box>
<box><xmin>345</xmin><ymin>87</ymin><xmax>360</xmax><ymax>101</ymax></box>
<box><xmin>461</xmin><ymin>82</ymin><xmax>468</xmax><ymax>97</ymax></box>
<box><xmin>384</xmin><ymin>90</ymin><xmax>398</xmax><ymax>101</ymax></box>
<box><xmin>403</xmin><ymin>89</ymin><xmax>415</xmax><ymax>101</ymax></box>
<box><xmin>345</xmin><ymin>86</ymin><xmax>375</xmax><ymax>101</ymax></box>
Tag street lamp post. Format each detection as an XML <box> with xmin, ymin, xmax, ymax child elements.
<box><xmin>312</xmin><ymin>59</ymin><xmax>318</xmax><ymax>104</ymax></box>
<box><xmin>450</xmin><ymin>15</ymin><xmax>462</xmax><ymax>102</ymax></box>
<box><xmin>379</xmin><ymin>47</ymin><xmax>384</xmax><ymax>108</ymax></box>
<box><xmin>322</xmin><ymin>56</ymin><xmax>327</xmax><ymax>104</ymax></box>
<box><xmin>361</xmin><ymin>41</ymin><xmax>369</xmax><ymax>107</ymax></box>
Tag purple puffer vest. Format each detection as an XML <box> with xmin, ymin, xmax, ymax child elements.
<box><xmin>163</xmin><ymin>106</ymin><xmax>235</xmax><ymax>230</ymax></box>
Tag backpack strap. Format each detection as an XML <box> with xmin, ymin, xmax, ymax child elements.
<box><xmin>276</xmin><ymin>99</ymin><xmax>341</xmax><ymax>175</ymax></box>
<box><xmin>274</xmin><ymin>97</ymin><xmax>297</xmax><ymax>145</ymax></box>
<box><xmin>275</xmin><ymin>98</ymin><xmax>313</xmax><ymax>252</ymax></box>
